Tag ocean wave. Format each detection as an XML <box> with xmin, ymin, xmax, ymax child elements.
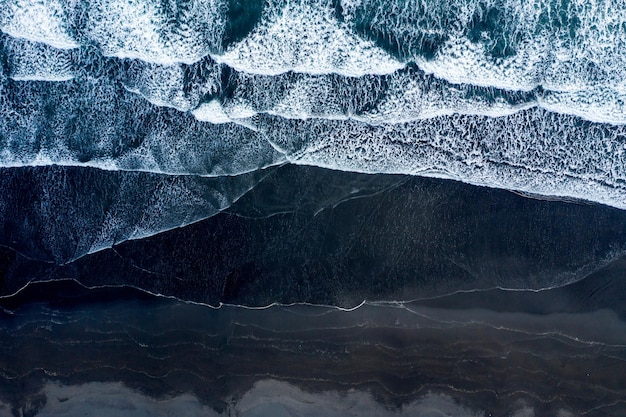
<box><xmin>0</xmin><ymin>72</ymin><xmax>284</xmax><ymax>176</ymax></box>
<box><xmin>538</xmin><ymin>87</ymin><xmax>626</xmax><ymax>126</ymax></box>
<box><xmin>0</xmin><ymin>165</ymin><xmax>269</xmax><ymax>264</ymax></box>
<box><xmin>3</xmin><ymin>37</ymin><xmax>74</xmax><ymax>81</ymax></box>
<box><xmin>0</xmin><ymin>0</ymin><xmax>79</xmax><ymax>49</ymax></box>
<box><xmin>0</xmin><ymin>0</ymin><xmax>621</xmax><ymax>86</ymax></box>
<box><xmin>4</xmin><ymin>36</ymin><xmax>626</xmax><ymax>127</ymax></box>
<box><xmin>197</xmin><ymin>66</ymin><xmax>538</xmax><ymax>124</ymax></box>
<box><xmin>348</xmin><ymin>0</ymin><xmax>626</xmax><ymax>93</ymax></box>
<box><xmin>0</xmin><ymin>0</ymin><xmax>625</xmax><ymax>209</ymax></box>
<box><xmin>120</xmin><ymin>60</ymin><xmax>222</xmax><ymax>112</ymax></box>
<box><xmin>85</xmin><ymin>0</ymin><xmax>225</xmax><ymax>65</ymax></box>
<box><xmin>0</xmin><ymin>66</ymin><xmax>625</xmax><ymax>209</ymax></box>
<box><xmin>213</xmin><ymin>0</ymin><xmax>403</xmax><ymax>76</ymax></box>
<box><xmin>256</xmin><ymin>111</ymin><xmax>626</xmax><ymax>209</ymax></box>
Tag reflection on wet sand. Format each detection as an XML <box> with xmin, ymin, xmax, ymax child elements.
<box><xmin>1</xmin><ymin>281</ymin><xmax>625</xmax><ymax>417</ymax></box>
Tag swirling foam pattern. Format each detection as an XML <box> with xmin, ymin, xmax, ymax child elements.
<box><xmin>0</xmin><ymin>0</ymin><xmax>625</xmax><ymax>211</ymax></box>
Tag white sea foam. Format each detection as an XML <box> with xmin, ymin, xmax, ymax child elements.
<box><xmin>122</xmin><ymin>63</ymin><xmax>194</xmax><ymax>111</ymax></box>
<box><xmin>191</xmin><ymin>95</ymin><xmax>260</xmax><ymax>125</ymax></box>
<box><xmin>5</xmin><ymin>38</ymin><xmax>74</xmax><ymax>81</ymax></box>
<box><xmin>538</xmin><ymin>88</ymin><xmax>626</xmax><ymax>125</ymax></box>
<box><xmin>1</xmin><ymin>73</ymin><xmax>624</xmax><ymax>209</ymax></box>
<box><xmin>257</xmin><ymin>110</ymin><xmax>626</xmax><ymax>209</ymax></box>
<box><xmin>1</xmin><ymin>74</ymin><xmax>625</xmax><ymax>210</ymax></box>
<box><xmin>190</xmin><ymin>69</ymin><xmax>537</xmax><ymax>126</ymax></box>
<box><xmin>185</xmin><ymin>64</ymin><xmax>623</xmax><ymax>126</ymax></box>
<box><xmin>0</xmin><ymin>74</ymin><xmax>285</xmax><ymax>178</ymax></box>
<box><xmin>122</xmin><ymin>61</ymin><xmax>221</xmax><ymax>112</ymax></box>
<box><xmin>0</xmin><ymin>117</ymin><xmax>284</xmax><ymax>179</ymax></box>
<box><xmin>0</xmin><ymin>0</ymin><xmax>79</xmax><ymax>49</ymax></box>
<box><xmin>215</xmin><ymin>0</ymin><xmax>403</xmax><ymax>76</ymax></box>
<box><xmin>1</xmin><ymin>0</ymin><xmax>625</xmax><ymax>91</ymax></box>
<box><xmin>0</xmin><ymin>0</ymin><xmax>625</xmax><ymax>210</ymax></box>
<box><xmin>85</xmin><ymin>0</ymin><xmax>226</xmax><ymax>65</ymax></box>
<box><xmin>410</xmin><ymin>0</ymin><xmax>626</xmax><ymax>97</ymax></box>
<box><xmin>416</xmin><ymin>36</ymin><xmax>545</xmax><ymax>92</ymax></box>
<box><xmin>266</xmin><ymin>75</ymin><xmax>349</xmax><ymax>120</ymax></box>
<box><xmin>338</xmin><ymin>0</ymin><xmax>626</xmax><ymax>117</ymax></box>
<box><xmin>222</xmin><ymin>101</ymin><xmax>258</xmax><ymax>120</ymax></box>
<box><xmin>361</xmin><ymin>71</ymin><xmax>538</xmax><ymax>123</ymax></box>
<box><xmin>192</xmin><ymin>99</ymin><xmax>232</xmax><ymax>123</ymax></box>
<box><xmin>114</xmin><ymin>116</ymin><xmax>285</xmax><ymax>176</ymax></box>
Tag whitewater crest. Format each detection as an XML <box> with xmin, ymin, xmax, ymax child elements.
<box><xmin>214</xmin><ymin>0</ymin><xmax>404</xmax><ymax>76</ymax></box>
<box><xmin>0</xmin><ymin>0</ymin><xmax>624</xmax><ymax>212</ymax></box>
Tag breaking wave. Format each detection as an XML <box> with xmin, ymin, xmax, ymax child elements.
<box><xmin>0</xmin><ymin>0</ymin><xmax>625</xmax><ymax>208</ymax></box>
